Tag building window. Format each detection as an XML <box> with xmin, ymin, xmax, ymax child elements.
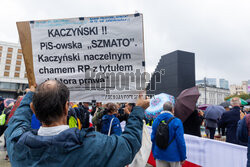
<box><xmin>17</xmin><ymin>55</ymin><xmax>22</xmax><ymax>60</ymax></box>
<box><xmin>6</xmin><ymin>59</ymin><xmax>11</xmax><ymax>64</ymax></box>
<box><xmin>5</xmin><ymin>65</ymin><xmax>10</xmax><ymax>70</ymax></box>
<box><xmin>0</xmin><ymin>53</ymin><xmax>2</xmax><ymax>57</ymax></box>
<box><xmin>0</xmin><ymin>46</ymin><xmax>2</xmax><ymax>51</ymax></box>
<box><xmin>18</xmin><ymin>49</ymin><xmax>22</xmax><ymax>54</ymax></box>
<box><xmin>24</xmin><ymin>73</ymin><xmax>27</xmax><ymax>78</ymax></box>
<box><xmin>15</xmin><ymin>66</ymin><xmax>20</xmax><ymax>71</ymax></box>
<box><xmin>16</xmin><ymin>60</ymin><xmax>21</xmax><ymax>65</ymax></box>
<box><xmin>0</xmin><ymin>82</ymin><xmax>18</xmax><ymax>90</ymax></box>
<box><xmin>7</xmin><ymin>54</ymin><xmax>12</xmax><ymax>58</ymax></box>
<box><xmin>8</xmin><ymin>48</ymin><xmax>13</xmax><ymax>52</ymax></box>
<box><xmin>14</xmin><ymin>73</ymin><xmax>20</xmax><ymax>78</ymax></box>
<box><xmin>4</xmin><ymin>72</ymin><xmax>9</xmax><ymax>77</ymax></box>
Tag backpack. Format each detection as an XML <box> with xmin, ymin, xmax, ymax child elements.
<box><xmin>155</xmin><ymin>117</ymin><xmax>175</xmax><ymax>150</ymax></box>
<box><xmin>77</xmin><ymin>107</ymin><xmax>90</xmax><ymax>129</ymax></box>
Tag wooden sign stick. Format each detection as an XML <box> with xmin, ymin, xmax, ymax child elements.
<box><xmin>16</xmin><ymin>21</ymin><xmax>36</xmax><ymax>87</ymax></box>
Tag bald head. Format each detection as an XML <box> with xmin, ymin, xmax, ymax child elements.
<box><xmin>230</xmin><ymin>97</ymin><xmax>241</xmax><ymax>107</ymax></box>
<box><xmin>32</xmin><ymin>80</ymin><xmax>69</xmax><ymax>125</ymax></box>
<box><xmin>41</xmin><ymin>80</ymin><xmax>57</xmax><ymax>89</ymax></box>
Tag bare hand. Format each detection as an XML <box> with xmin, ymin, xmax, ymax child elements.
<box><xmin>124</xmin><ymin>107</ymin><xmax>130</xmax><ymax>115</ymax></box>
<box><xmin>240</xmin><ymin>111</ymin><xmax>246</xmax><ymax>120</ymax></box>
<box><xmin>199</xmin><ymin>110</ymin><xmax>204</xmax><ymax>116</ymax></box>
<box><xmin>136</xmin><ymin>94</ymin><xmax>150</xmax><ymax>110</ymax></box>
<box><xmin>25</xmin><ymin>85</ymin><xmax>36</xmax><ymax>93</ymax></box>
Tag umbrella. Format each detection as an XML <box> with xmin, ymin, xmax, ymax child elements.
<box><xmin>198</xmin><ymin>104</ymin><xmax>210</xmax><ymax>110</ymax></box>
<box><xmin>145</xmin><ymin>93</ymin><xmax>175</xmax><ymax>120</ymax></box>
<box><xmin>4</xmin><ymin>98</ymin><xmax>15</xmax><ymax>108</ymax></box>
<box><xmin>174</xmin><ymin>86</ymin><xmax>200</xmax><ymax>122</ymax></box>
<box><xmin>227</xmin><ymin>98</ymin><xmax>248</xmax><ymax>105</ymax></box>
<box><xmin>219</xmin><ymin>101</ymin><xmax>230</xmax><ymax>108</ymax></box>
<box><xmin>205</xmin><ymin>105</ymin><xmax>225</xmax><ymax>120</ymax></box>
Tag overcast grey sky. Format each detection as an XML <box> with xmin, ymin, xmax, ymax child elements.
<box><xmin>0</xmin><ymin>0</ymin><xmax>249</xmax><ymax>85</ymax></box>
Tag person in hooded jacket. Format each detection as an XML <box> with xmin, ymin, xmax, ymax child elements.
<box><xmin>151</xmin><ymin>101</ymin><xmax>186</xmax><ymax>167</ymax></box>
<box><xmin>101</xmin><ymin>103</ymin><xmax>122</xmax><ymax>136</ymax></box>
<box><xmin>5</xmin><ymin>80</ymin><xmax>149</xmax><ymax>167</ymax></box>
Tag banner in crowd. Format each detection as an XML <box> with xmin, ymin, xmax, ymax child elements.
<box><xmin>17</xmin><ymin>14</ymin><xmax>145</xmax><ymax>102</ymax></box>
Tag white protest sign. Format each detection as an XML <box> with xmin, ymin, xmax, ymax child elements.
<box><xmin>29</xmin><ymin>14</ymin><xmax>145</xmax><ymax>102</ymax></box>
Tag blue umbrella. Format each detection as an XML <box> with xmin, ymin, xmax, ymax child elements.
<box><xmin>145</xmin><ymin>93</ymin><xmax>175</xmax><ymax>119</ymax></box>
<box><xmin>205</xmin><ymin>105</ymin><xmax>225</xmax><ymax>120</ymax></box>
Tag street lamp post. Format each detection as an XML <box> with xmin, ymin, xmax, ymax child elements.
<box><xmin>204</xmin><ymin>77</ymin><xmax>207</xmax><ymax>104</ymax></box>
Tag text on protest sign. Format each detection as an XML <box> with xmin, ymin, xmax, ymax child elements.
<box><xmin>18</xmin><ymin>14</ymin><xmax>146</xmax><ymax>102</ymax></box>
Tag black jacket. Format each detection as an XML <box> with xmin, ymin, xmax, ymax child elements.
<box><xmin>183</xmin><ymin>110</ymin><xmax>203</xmax><ymax>137</ymax></box>
<box><xmin>218</xmin><ymin>106</ymin><xmax>241</xmax><ymax>144</ymax></box>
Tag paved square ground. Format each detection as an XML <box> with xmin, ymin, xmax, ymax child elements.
<box><xmin>0</xmin><ymin>135</ymin><xmax>10</xmax><ymax>167</ymax></box>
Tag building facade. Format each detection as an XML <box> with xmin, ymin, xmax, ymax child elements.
<box><xmin>219</xmin><ymin>78</ymin><xmax>229</xmax><ymax>89</ymax></box>
<box><xmin>230</xmin><ymin>81</ymin><xmax>249</xmax><ymax>95</ymax></box>
<box><xmin>206</xmin><ymin>78</ymin><xmax>217</xmax><ymax>87</ymax></box>
<box><xmin>0</xmin><ymin>41</ymin><xmax>28</xmax><ymax>98</ymax></box>
<box><xmin>196</xmin><ymin>79</ymin><xmax>204</xmax><ymax>85</ymax></box>
<box><xmin>197</xmin><ymin>85</ymin><xmax>230</xmax><ymax>105</ymax></box>
<box><xmin>196</xmin><ymin>78</ymin><xmax>217</xmax><ymax>87</ymax></box>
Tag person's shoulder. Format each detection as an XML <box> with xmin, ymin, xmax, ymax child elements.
<box><xmin>173</xmin><ymin>117</ymin><xmax>182</xmax><ymax>125</ymax></box>
<box><xmin>102</xmin><ymin>114</ymin><xmax>109</xmax><ymax>120</ymax></box>
<box><xmin>79</xmin><ymin>130</ymin><xmax>108</xmax><ymax>146</ymax></box>
<box><xmin>222</xmin><ymin>110</ymin><xmax>233</xmax><ymax>116</ymax></box>
<box><xmin>229</xmin><ymin>109</ymin><xmax>240</xmax><ymax>116</ymax></box>
<box><xmin>159</xmin><ymin>112</ymin><xmax>172</xmax><ymax>117</ymax></box>
<box><xmin>113</xmin><ymin>116</ymin><xmax>121</xmax><ymax>123</ymax></box>
<box><xmin>173</xmin><ymin>117</ymin><xmax>181</xmax><ymax>122</ymax></box>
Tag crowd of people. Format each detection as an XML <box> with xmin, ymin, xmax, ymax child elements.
<box><xmin>0</xmin><ymin>80</ymin><xmax>250</xmax><ymax>166</ymax></box>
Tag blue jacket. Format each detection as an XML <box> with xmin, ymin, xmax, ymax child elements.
<box><xmin>101</xmin><ymin>114</ymin><xmax>122</xmax><ymax>136</ymax></box>
<box><xmin>31</xmin><ymin>114</ymin><xmax>41</xmax><ymax>130</ymax></box>
<box><xmin>218</xmin><ymin>106</ymin><xmax>241</xmax><ymax>144</ymax></box>
<box><xmin>151</xmin><ymin>112</ymin><xmax>186</xmax><ymax>162</ymax></box>
<box><xmin>237</xmin><ymin>114</ymin><xmax>250</xmax><ymax>167</ymax></box>
<box><xmin>5</xmin><ymin>92</ymin><xmax>144</xmax><ymax>167</ymax></box>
